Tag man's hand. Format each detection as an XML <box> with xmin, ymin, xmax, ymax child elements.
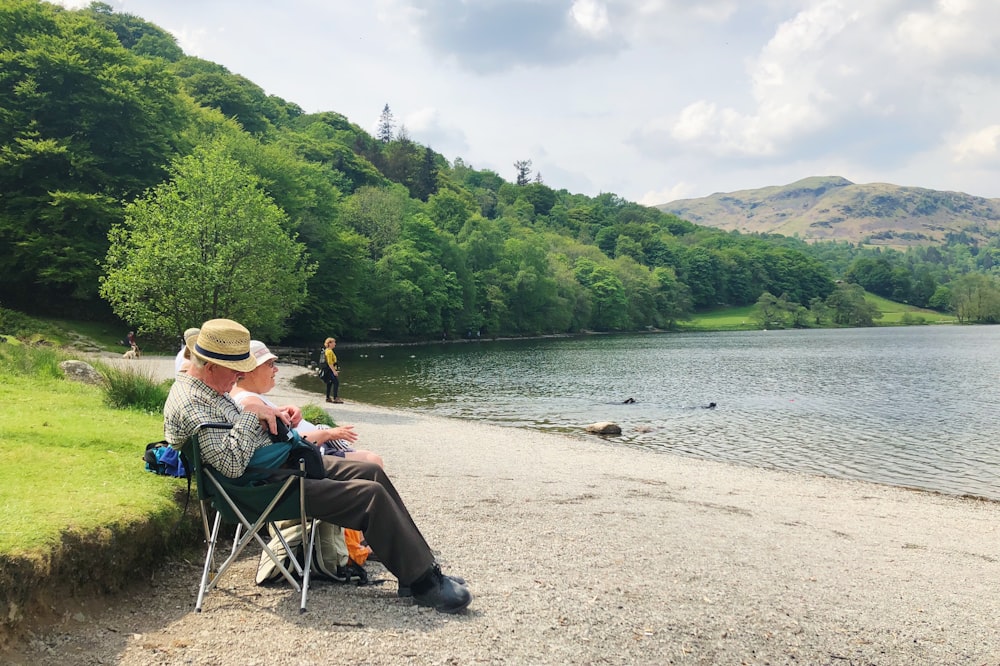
<box><xmin>281</xmin><ymin>405</ymin><xmax>303</xmax><ymax>428</ymax></box>
<box><xmin>242</xmin><ymin>402</ymin><xmax>290</xmax><ymax>435</ymax></box>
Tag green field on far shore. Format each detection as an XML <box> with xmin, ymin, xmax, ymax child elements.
<box><xmin>677</xmin><ymin>294</ymin><xmax>955</xmax><ymax>332</ymax></box>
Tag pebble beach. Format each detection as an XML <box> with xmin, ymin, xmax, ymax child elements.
<box><xmin>7</xmin><ymin>356</ymin><xmax>1000</xmax><ymax>665</ymax></box>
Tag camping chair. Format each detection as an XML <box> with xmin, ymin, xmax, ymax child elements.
<box><xmin>183</xmin><ymin>423</ymin><xmax>318</xmax><ymax>614</ymax></box>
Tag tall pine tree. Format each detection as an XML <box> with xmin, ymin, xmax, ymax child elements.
<box><xmin>376</xmin><ymin>103</ymin><xmax>395</xmax><ymax>143</ymax></box>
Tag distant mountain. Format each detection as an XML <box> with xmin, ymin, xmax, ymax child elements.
<box><xmin>656</xmin><ymin>176</ymin><xmax>1000</xmax><ymax>246</ymax></box>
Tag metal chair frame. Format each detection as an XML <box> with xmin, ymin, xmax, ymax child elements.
<box><xmin>185</xmin><ymin>423</ymin><xmax>318</xmax><ymax>614</ymax></box>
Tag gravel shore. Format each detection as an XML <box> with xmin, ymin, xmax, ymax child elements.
<box><xmin>7</xmin><ymin>357</ymin><xmax>1000</xmax><ymax>665</ymax></box>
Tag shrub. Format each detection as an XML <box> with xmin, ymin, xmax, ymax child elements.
<box><xmin>0</xmin><ymin>342</ymin><xmax>66</xmax><ymax>379</ymax></box>
<box><xmin>97</xmin><ymin>363</ymin><xmax>171</xmax><ymax>413</ymax></box>
<box><xmin>0</xmin><ymin>306</ymin><xmax>66</xmax><ymax>344</ymax></box>
<box><xmin>301</xmin><ymin>403</ymin><xmax>336</xmax><ymax>427</ymax></box>
<box><xmin>900</xmin><ymin>312</ymin><xmax>927</xmax><ymax>325</ymax></box>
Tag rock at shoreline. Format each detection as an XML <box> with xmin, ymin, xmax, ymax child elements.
<box><xmin>585</xmin><ymin>421</ymin><xmax>622</xmax><ymax>436</ymax></box>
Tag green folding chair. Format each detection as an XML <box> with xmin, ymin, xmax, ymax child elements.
<box><xmin>183</xmin><ymin>423</ymin><xmax>318</xmax><ymax>614</ymax></box>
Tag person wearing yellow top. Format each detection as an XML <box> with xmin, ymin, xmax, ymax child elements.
<box><xmin>322</xmin><ymin>336</ymin><xmax>342</xmax><ymax>403</ymax></box>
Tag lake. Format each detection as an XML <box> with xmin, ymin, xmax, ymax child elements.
<box><xmin>298</xmin><ymin>326</ymin><xmax>1000</xmax><ymax>501</ymax></box>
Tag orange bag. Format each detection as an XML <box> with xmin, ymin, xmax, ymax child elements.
<box><xmin>344</xmin><ymin>528</ymin><xmax>372</xmax><ymax>565</ymax></box>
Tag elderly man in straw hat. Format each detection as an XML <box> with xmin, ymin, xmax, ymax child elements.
<box><xmin>163</xmin><ymin>319</ymin><xmax>472</xmax><ymax>613</ymax></box>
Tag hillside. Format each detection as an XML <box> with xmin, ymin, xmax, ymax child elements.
<box><xmin>657</xmin><ymin>176</ymin><xmax>1000</xmax><ymax>246</ymax></box>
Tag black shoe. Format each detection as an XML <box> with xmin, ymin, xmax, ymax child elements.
<box><xmin>398</xmin><ymin>573</ymin><xmax>465</xmax><ymax>597</ymax></box>
<box><xmin>408</xmin><ymin>564</ymin><xmax>471</xmax><ymax>613</ymax></box>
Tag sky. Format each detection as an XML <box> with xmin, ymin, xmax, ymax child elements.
<box><xmin>57</xmin><ymin>0</ymin><xmax>1000</xmax><ymax>205</ymax></box>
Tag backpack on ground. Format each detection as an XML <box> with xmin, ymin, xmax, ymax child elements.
<box><xmin>256</xmin><ymin>519</ymin><xmax>369</xmax><ymax>585</ymax></box>
<box><xmin>144</xmin><ymin>440</ymin><xmax>187</xmax><ymax>477</ymax></box>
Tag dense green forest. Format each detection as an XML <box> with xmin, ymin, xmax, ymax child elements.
<box><xmin>3</xmin><ymin>1</ymin><xmax>1000</xmax><ymax>344</ymax></box>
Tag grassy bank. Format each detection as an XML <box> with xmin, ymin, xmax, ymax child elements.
<box><xmin>0</xmin><ymin>342</ymin><xmax>195</xmax><ymax>646</ymax></box>
<box><xmin>678</xmin><ymin>295</ymin><xmax>954</xmax><ymax>332</ymax></box>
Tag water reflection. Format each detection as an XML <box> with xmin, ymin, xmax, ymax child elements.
<box><xmin>302</xmin><ymin>326</ymin><xmax>1000</xmax><ymax>501</ymax></box>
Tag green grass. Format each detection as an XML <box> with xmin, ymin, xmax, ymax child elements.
<box><xmin>94</xmin><ymin>360</ymin><xmax>173</xmax><ymax>413</ymax></box>
<box><xmin>0</xmin><ymin>341</ymin><xmax>66</xmax><ymax>378</ymax></box>
<box><xmin>676</xmin><ymin>305</ymin><xmax>759</xmax><ymax>331</ymax></box>
<box><xmin>34</xmin><ymin>315</ymin><xmax>132</xmax><ymax>351</ymax></box>
<box><xmin>0</xmin><ymin>351</ymin><xmax>181</xmax><ymax>555</ymax></box>
<box><xmin>677</xmin><ymin>294</ymin><xmax>955</xmax><ymax>331</ymax></box>
<box><xmin>0</xmin><ymin>308</ymin><xmax>71</xmax><ymax>345</ymax></box>
<box><xmin>863</xmin><ymin>293</ymin><xmax>956</xmax><ymax>325</ymax></box>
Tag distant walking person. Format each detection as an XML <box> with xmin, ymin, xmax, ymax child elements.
<box><xmin>126</xmin><ymin>330</ymin><xmax>139</xmax><ymax>355</ymax></box>
<box><xmin>322</xmin><ymin>337</ymin><xmax>343</xmax><ymax>404</ymax></box>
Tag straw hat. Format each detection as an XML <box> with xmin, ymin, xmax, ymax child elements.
<box><xmin>187</xmin><ymin>319</ymin><xmax>258</xmax><ymax>372</ymax></box>
<box><xmin>249</xmin><ymin>340</ymin><xmax>278</xmax><ymax>368</ymax></box>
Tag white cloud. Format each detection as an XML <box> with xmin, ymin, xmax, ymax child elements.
<box><xmin>166</xmin><ymin>26</ymin><xmax>213</xmax><ymax>58</ymax></box>
<box><xmin>632</xmin><ymin>0</ymin><xmax>985</xmax><ymax>172</ymax></box>
<box><xmin>402</xmin><ymin>107</ymin><xmax>470</xmax><ymax>156</ymax></box>
<box><xmin>570</xmin><ymin>0</ymin><xmax>611</xmax><ymax>36</ymax></box>
<box><xmin>43</xmin><ymin>0</ymin><xmax>1000</xmax><ymax>202</ymax></box>
<box><xmin>896</xmin><ymin>0</ymin><xmax>1000</xmax><ymax>62</ymax></box>
<box><xmin>690</xmin><ymin>1</ymin><xmax>739</xmax><ymax>23</ymax></box>
<box><xmin>953</xmin><ymin>125</ymin><xmax>1000</xmax><ymax>164</ymax></box>
<box><xmin>638</xmin><ymin>182</ymin><xmax>697</xmax><ymax>206</ymax></box>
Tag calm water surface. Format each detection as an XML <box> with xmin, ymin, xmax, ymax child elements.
<box><xmin>310</xmin><ymin>327</ymin><xmax>1000</xmax><ymax>501</ymax></box>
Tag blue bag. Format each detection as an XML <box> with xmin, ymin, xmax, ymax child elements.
<box><xmin>240</xmin><ymin>426</ymin><xmax>326</xmax><ymax>484</ymax></box>
<box><xmin>144</xmin><ymin>441</ymin><xmax>187</xmax><ymax>477</ymax></box>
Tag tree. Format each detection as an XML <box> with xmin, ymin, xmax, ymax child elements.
<box><xmin>751</xmin><ymin>292</ymin><xmax>785</xmax><ymax>328</ymax></box>
<box><xmin>927</xmin><ymin>284</ymin><xmax>951</xmax><ymax>310</ymax></box>
<box><xmin>514</xmin><ymin>159</ymin><xmax>532</xmax><ymax>186</ymax></box>
<box><xmin>573</xmin><ymin>257</ymin><xmax>628</xmax><ymax>330</ymax></box>
<box><xmin>809</xmin><ymin>297</ymin><xmax>829</xmax><ymax>325</ymax></box>
<box><xmin>376</xmin><ymin>103</ymin><xmax>394</xmax><ymax>143</ymax></box>
<box><xmin>84</xmin><ymin>2</ymin><xmax>183</xmax><ymax>61</ymax></box>
<box><xmin>651</xmin><ymin>266</ymin><xmax>692</xmax><ymax>327</ymax></box>
<box><xmin>680</xmin><ymin>246</ymin><xmax>722</xmax><ymax>309</ymax></box>
<box><xmin>371</xmin><ymin>217</ymin><xmax>465</xmax><ymax>338</ymax></box>
<box><xmin>614</xmin><ymin>235</ymin><xmax>644</xmax><ymax>263</ymax></box>
<box><xmin>414</xmin><ymin>146</ymin><xmax>440</xmax><ymax>201</ymax></box>
<box><xmin>844</xmin><ymin>257</ymin><xmax>893</xmax><ymax>297</ymax></box>
<box><xmin>0</xmin><ymin>0</ymin><xmax>189</xmax><ymax>311</ymax></box>
<box><xmin>949</xmin><ymin>273</ymin><xmax>1000</xmax><ymax>323</ymax></box>
<box><xmin>427</xmin><ymin>189</ymin><xmax>474</xmax><ymax>235</ymax></box>
<box><xmin>521</xmin><ymin>182</ymin><xmax>556</xmax><ymax>216</ymax></box>
<box><xmin>825</xmin><ymin>283</ymin><xmax>882</xmax><ymax>327</ymax></box>
<box><xmin>339</xmin><ymin>184</ymin><xmax>411</xmax><ymax>260</ymax></box>
<box><xmin>100</xmin><ymin>144</ymin><xmax>314</xmax><ymax>339</ymax></box>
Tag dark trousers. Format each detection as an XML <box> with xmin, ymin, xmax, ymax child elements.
<box><xmin>301</xmin><ymin>457</ymin><xmax>434</xmax><ymax>585</ymax></box>
<box><xmin>324</xmin><ymin>373</ymin><xmax>339</xmax><ymax>399</ymax></box>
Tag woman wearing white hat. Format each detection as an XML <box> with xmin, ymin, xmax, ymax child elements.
<box><xmin>173</xmin><ymin>327</ymin><xmax>201</xmax><ymax>374</ymax></box>
<box><xmin>231</xmin><ymin>340</ymin><xmax>383</xmax><ymax>467</ymax></box>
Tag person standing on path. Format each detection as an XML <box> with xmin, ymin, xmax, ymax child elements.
<box><xmin>322</xmin><ymin>337</ymin><xmax>343</xmax><ymax>404</ymax></box>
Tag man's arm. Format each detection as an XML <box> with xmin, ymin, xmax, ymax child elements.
<box><xmin>164</xmin><ymin>377</ymin><xmax>279</xmax><ymax>478</ymax></box>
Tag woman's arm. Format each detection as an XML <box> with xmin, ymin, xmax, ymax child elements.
<box><xmin>302</xmin><ymin>424</ymin><xmax>358</xmax><ymax>445</ymax></box>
